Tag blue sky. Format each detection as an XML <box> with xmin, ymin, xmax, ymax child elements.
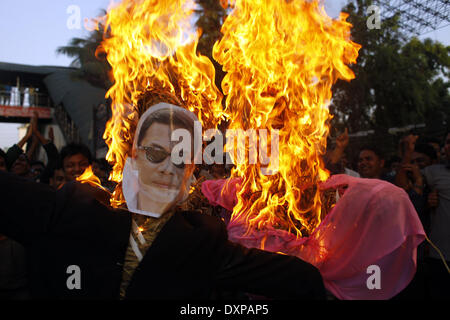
<box><xmin>0</xmin><ymin>0</ymin><xmax>448</xmax><ymax>67</ymax></box>
<box><xmin>0</xmin><ymin>0</ymin><xmax>349</xmax><ymax>67</ymax></box>
<box><xmin>0</xmin><ymin>0</ymin><xmax>111</xmax><ymax>67</ymax></box>
<box><xmin>0</xmin><ymin>0</ymin><xmax>449</xmax><ymax>149</ymax></box>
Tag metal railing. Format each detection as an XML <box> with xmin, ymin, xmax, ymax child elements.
<box><xmin>0</xmin><ymin>89</ymin><xmax>51</xmax><ymax>108</ymax></box>
<box><xmin>54</xmin><ymin>103</ymin><xmax>81</xmax><ymax>144</ymax></box>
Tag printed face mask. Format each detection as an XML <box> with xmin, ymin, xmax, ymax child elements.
<box><xmin>122</xmin><ymin>103</ymin><xmax>200</xmax><ymax>217</ymax></box>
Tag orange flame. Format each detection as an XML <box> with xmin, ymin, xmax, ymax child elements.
<box><xmin>214</xmin><ymin>0</ymin><xmax>360</xmax><ymax>237</ymax></box>
<box><xmin>76</xmin><ymin>166</ymin><xmax>107</xmax><ymax>191</ymax></box>
<box><xmin>99</xmin><ymin>0</ymin><xmax>227</xmax><ymax>207</ymax></box>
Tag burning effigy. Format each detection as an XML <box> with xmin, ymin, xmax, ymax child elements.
<box><xmin>97</xmin><ymin>0</ymin><xmax>227</xmax><ymax>207</ymax></box>
<box><xmin>98</xmin><ymin>0</ymin><xmax>426</xmax><ymax>299</ymax></box>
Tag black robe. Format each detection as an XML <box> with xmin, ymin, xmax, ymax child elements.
<box><xmin>0</xmin><ymin>171</ymin><xmax>325</xmax><ymax>300</ymax></box>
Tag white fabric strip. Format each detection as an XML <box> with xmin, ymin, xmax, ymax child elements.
<box><xmin>131</xmin><ymin>219</ymin><xmax>146</xmax><ymax>245</ymax></box>
<box><xmin>129</xmin><ymin>234</ymin><xmax>143</xmax><ymax>262</ymax></box>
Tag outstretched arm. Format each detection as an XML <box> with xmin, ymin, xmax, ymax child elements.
<box><xmin>37</xmin><ymin>128</ymin><xmax>59</xmax><ymax>184</ymax></box>
<box><xmin>6</xmin><ymin>125</ymin><xmax>32</xmax><ymax>169</ymax></box>
<box><xmin>214</xmin><ymin>225</ymin><xmax>325</xmax><ymax>299</ymax></box>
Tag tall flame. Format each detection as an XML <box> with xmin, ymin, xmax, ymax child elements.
<box><xmin>100</xmin><ymin>0</ymin><xmax>227</xmax><ymax>207</ymax></box>
<box><xmin>214</xmin><ymin>0</ymin><xmax>360</xmax><ymax>237</ymax></box>
<box><xmin>76</xmin><ymin>166</ymin><xmax>107</xmax><ymax>192</ymax></box>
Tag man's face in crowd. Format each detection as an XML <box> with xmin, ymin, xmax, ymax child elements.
<box><xmin>31</xmin><ymin>163</ymin><xmax>45</xmax><ymax>179</ymax></box>
<box><xmin>445</xmin><ymin>133</ymin><xmax>450</xmax><ymax>162</ymax></box>
<box><xmin>50</xmin><ymin>168</ymin><xmax>66</xmax><ymax>190</ymax></box>
<box><xmin>11</xmin><ymin>154</ymin><xmax>30</xmax><ymax>176</ymax></box>
<box><xmin>411</xmin><ymin>151</ymin><xmax>433</xmax><ymax>170</ymax></box>
<box><xmin>0</xmin><ymin>157</ymin><xmax>7</xmax><ymax>172</ymax></box>
<box><xmin>428</xmin><ymin>142</ymin><xmax>441</xmax><ymax>162</ymax></box>
<box><xmin>63</xmin><ymin>153</ymin><xmax>90</xmax><ymax>181</ymax></box>
<box><xmin>339</xmin><ymin>153</ymin><xmax>349</xmax><ymax>169</ymax></box>
<box><xmin>92</xmin><ymin>161</ymin><xmax>107</xmax><ymax>180</ymax></box>
<box><xmin>358</xmin><ymin>150</ymin><xmax>385</xmax><ymax>179</ymax></box>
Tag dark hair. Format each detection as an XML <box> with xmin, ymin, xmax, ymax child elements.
<box><xmin>30</xmin><ymin>160</ymin><xmax>45</xmax><ymax>168</ymax></box>
<box><xmin>0</xmin><ymin>149</ymin><xmax>6</xmax><ymax>162</ymax></box>
<box><xmin>444</xmin><ymin>129</ymin><xmax>450</xmax><ymax>143</ymax></box>
<box><xmin>16</xmin><ymin>153</ymin><xmax>30</xmax><ymax>164</ymax></box>
<box><xmin>59</xmin><ymin>143</ymin><xmax>92</xmax><ymax>167</ymax></box>
<box><xmin>386</xmin><ymin>155</ymin><xmax>401</xmax><ymax>167</ymax></box>
<box><xmin>359</xmin><ymin>145</ymin><xmax>385</xmax><ymax>160</ymax></box>
<box><xmin>137</xmin><ymin>109</ymin><xmax>195</xmax><ymax>146</ymax></box>
<box><xmin>415</xmin><ymin>143</ymin><xmax>437</xmax><ymax>160</ymax></box>
<box><xmin>425</xmin><ymin>137</ymin><xmax>441</xmax><ymax>145</ymax></box>
<box><xmin>93</xmin><ymin>158</ymin><xmax>112</xmax><ymax>173</ymax></box>
<box><xmin>48</xmin><ymin>163</ymin><xmax>64</xmax><ymax>179</ymax></box>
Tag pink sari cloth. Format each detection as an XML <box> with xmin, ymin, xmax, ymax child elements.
<box><xmin>201</xmin><ymin>174</ymin><xmax>426</xmax><ymax>300</ymax></box>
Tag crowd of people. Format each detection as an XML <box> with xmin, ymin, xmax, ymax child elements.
<box><xmin>324</xmin><ymin>128</ymin><xmax>450</xmax><ymax>299</ymax></box>
<box><xmin>0</xmin><ymin>115</ymin><xmax>117</xmax><ymax>299</ymax></box>
<box><xmin>0</xmin><ymin>110</ymin><xmax>449</xmax><ymax>300</ymax></box>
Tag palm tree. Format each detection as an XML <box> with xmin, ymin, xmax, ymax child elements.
<box><xmin>57</xmin><ymin>12</ymin><xmax>112</xmax><ymax>90</ymax></box>
<box><xmin>57</xmin><ymin>3</ymin><xmax>228</xmax><ymax>91</ymax></box>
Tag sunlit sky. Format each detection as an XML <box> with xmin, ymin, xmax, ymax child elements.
<box><xmin>0</xmin><ymin>0</ymin><xmax>449</xmax><ymax>149</ymax></box>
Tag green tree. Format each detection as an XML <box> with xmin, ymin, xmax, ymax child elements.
<box><xmin>57</xmin><ymin>3</ymin><xmax>227</xmax><ymax>91</ymax></box>
<box><xmin>330</xmin><ymin>0</ymin><xmax>450</xmax><ymax>138</ymax></box>
<box><xmin>57</xmin><ymin>13</ymin><xmax>112</xmax><ymax>90</ymax></box>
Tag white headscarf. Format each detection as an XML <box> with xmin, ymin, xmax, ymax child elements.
<box><xmin>122</xmin><ymin>102</ymin><xmax>201</xmax><ymax>217</ymax></box>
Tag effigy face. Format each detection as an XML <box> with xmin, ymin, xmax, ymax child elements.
<box><xmin>122</xmin><ymin>102</ymin><xmax>199</xmax><ymax>217</ymax></box>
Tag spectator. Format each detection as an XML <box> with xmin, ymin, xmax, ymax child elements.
<box><xmin>421</xmin><ymin>130</ymin><xmax>450</xmax><ymax>299</ymax></box>
<box><xmin>92</xmin><ymin>158</ymin><xmax>116</xmax><ymax>192</ymax></box>
<box><xmin>325</xmin><ymin>128</ymin><xmax>359</xmax><ymax>177</ymax></box>
<box><xmin>357</xmin><ymin>145</ymin><xmax>389</xmax><ymax>181</ymax></box>
<box><xmin>385</xmin><ymin>155</ymin><xmax>401</xmax><ymax>181</ymax></box>
<box><xmin>411</xmin><ymin>143</ymin><xmax>438</xmax><ymax>169</ymax></box>
<box><xmin>10</xmin><ymin>154</ymin><xmax>32</xmax><ymax>179</ymax></box>
<box><xmin>28</xmin><ymin>87</ymin><xmax>35</xmax><ymax>107</ymax></box>
<box><xmin>30</xmin><ymin>161</ymin><xmax>45</xmax><ymax>182</ymax></box>
<box><xmin>3</xmin><ymin>85</ymin><xmax>11</xmax><ymax>106</ymax></box>
<box><xmin>30</xmin><ymin>125</ymin><xmax>59</xmax><ymax>185</ymax></box>
<box><xmin>48</xmin><ymin>166</ymin><xmax>66</xmax><ymax>190</ymax></box>
<box><xmin>5</xmin><ymin>113</ymin><xmax>58</xmax><ymax>184</ymax></box>
<box><xmin>392</xmin><ymin>135</ymin><xmax>437</xmax><ymax>299</ymax></box>
<box><xmin>59</xmin><ymin>143</ymin><xmax>92</xmax><ymax>181</ymax></box>
<box><xmin>395</xmin><ymin>138</ymin><xmax>437</xmax><ymax>194</ymax></box>
<box><xmin>425</xmin><ymin>137</ymin><xmax>443</xmax><ymax>164</ymax></box>
<box><xmin>0</xmin><ymin>148</ymin><xmax>29</xmax><ymax>300</ymax></box>
<box><xmin>5</xmin><ymin>121</ymin><xmax>34</xmax><ymax>171</ymax></box>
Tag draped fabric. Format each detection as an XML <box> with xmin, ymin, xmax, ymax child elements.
<box><xmin>202</xmin><ymin>175</ymin><xmax>426</xmax><ymax>300</ymax></box>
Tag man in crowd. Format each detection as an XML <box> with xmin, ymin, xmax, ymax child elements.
<box><xmin>10</xmin><ymin>154</ymin><xmax>32</xmax><ymax>179</ymax></box>
<box><xmin>48</xmin><ymin>166</ymin><xmax>66</xmax><ymax>190</ymax></box>
<box><xmin>357</xmin><ymin>145</ymin><xmax>389</xmax><ymax>181</ymax></box>
<box><xmin>93</xmin><ymin>158</ymin><xmax>116</xmax><ymax>192</ymax></box>
<box><xmin>59</xmin><ymin>143</ymin><xmax>92</xmax><ymax>181</ymax></box>
<box><xmin>422</xmin><ymin>131</ymin><xmax>450</xmax><ymax>299</ymax></box>
<box><xmin>0</xmin><ymin>149</ymin><xmax>29</xmax><ymax>300</ymax></box>
<box><xmin>324</xmin><ymin>128</ymin><xmax>359</xmax><ymax>177</ymax></box>
<box><xmin>30</xmin><ymin>161</ymin><xmax>46</xmax><ymax>182</ymax></box>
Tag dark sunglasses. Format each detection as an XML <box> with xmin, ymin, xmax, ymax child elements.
<box><xmin>138</xmin><ymin>145</ymin><xmax>186</xmax><ymax>169</ymax></box>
